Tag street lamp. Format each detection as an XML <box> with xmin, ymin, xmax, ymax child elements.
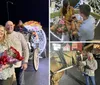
<box><xmin>6</xmin><ymin>1</ymin><xmax>13</xmax><ymax>20</ymax></box>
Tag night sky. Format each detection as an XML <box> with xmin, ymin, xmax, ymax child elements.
<box><xmin>0</xmin><ymin>0</ymin><xmax>49</xmax><ymax>36</ymax></box>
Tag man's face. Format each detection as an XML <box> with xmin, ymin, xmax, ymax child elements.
<box><xmin>79</xmin><ymin>10</ymin><xmax>84</xmax><ymax>18</ymax></box>
<box><xmin>5</xmin><ymin>21</ymin><xmax>14</xmax><ymax>34</ymax></box>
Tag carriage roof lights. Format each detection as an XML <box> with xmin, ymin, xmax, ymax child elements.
<box><xmin>24</xmin><ymin>21</ymin><xmax>47</xmax><ymax>55</ymax></box>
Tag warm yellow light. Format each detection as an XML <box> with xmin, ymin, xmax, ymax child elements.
<box><xmin>94</xmin><ymin>44</ymin><xmax>100</xmax><ymax>49</ymax></box>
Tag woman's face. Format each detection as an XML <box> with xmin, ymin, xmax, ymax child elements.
<box><xmin>88</xmin><ymin>56</ymin><xmax>92</xmax><ymax>60</ymax></box>
<box><xmin>0</xmin><ymin>27</ymin><xmax>5</xmax><ymax>41</ymax></box>
<box><xmin>87</xmin><ymin>53</ymin><xmax>93</xmax><ymax>60</ymax></box>
<box><xmin>67</xmin><ymin>3</ymin><xmax>70</xmax><ymax>8</ymax></box>
<box><xmin>63</xmin><ymin>1</ymin><xmax>70</xmax><ymax>9</ymax></box>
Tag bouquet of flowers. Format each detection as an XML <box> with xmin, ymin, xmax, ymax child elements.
<box><xmin>31</xmin><ymin>31</ymin><xmax>39</xmax><ymax>42</ymax></box>
<box><xmin>24</xmin><ymin>20</ymin><xmax>42</xmax><ymax>32</ymax></box>
<box><xmin>0</xmin><ymin>46</ymin><xmax>24</xmax><ymax>68</ymax></box>
<box><xmin>51</xmin><ymin>19</ymin><xmax>68</xmax><ymax>34</ymax></box>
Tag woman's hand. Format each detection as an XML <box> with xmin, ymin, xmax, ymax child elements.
<box><xmin>0</xmin><ymin>65</ymin><xmax>10</xmax><ymax>72</ymax></box>
<box><xmin>72</xmin><ymin>31</ymin><xmax>78</xmax><ymax>35</ymax></box>
<box><xmin>2</xmin><ymin>65</ymin><xmax>9</xmax><ymax>69</ymax></box>
<box><xmin>0</xmin><ymin>67</ymin><xmax>3</xmax><ymax>72</ymax></box>
<box><xmin>78</xmin><ymin>20</ymin><xmax>83</xmax><ymax>24</ymax></box>
<box><xmin>0</xmin><ymin>65</ymin><xmax>6</xmax><ymax>72</ymax></box>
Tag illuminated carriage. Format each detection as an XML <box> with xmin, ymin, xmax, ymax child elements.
<box><xmin>50</xmin><ymin>0</ymin><xmax>100</xmax><ymax>41</ymax></box>
<box><xmin>22</xmin><ymin>21</ymin><xmax>47</xmax><ymax>71</ymax></box>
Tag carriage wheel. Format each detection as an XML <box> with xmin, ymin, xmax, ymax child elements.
<box><xmin>33</xmin><ymin>48</ymin><xmax>39</xmax><ymax>71</ymax></box>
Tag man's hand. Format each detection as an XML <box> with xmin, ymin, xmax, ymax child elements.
<box><xmin>21</xmin><ymin>63</ymin><xmax>28</xmax><ymax>70</ymax></box>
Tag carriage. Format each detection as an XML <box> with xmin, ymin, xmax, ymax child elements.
<box><xmin>50</xmin><ymin>0</ymin><xmax>100</xmax><ymax>41</ymax></box>
<box><xmin>20</xmin><ymin>21</ymin><xmax>47</xmax><ymax>71</ymax></box>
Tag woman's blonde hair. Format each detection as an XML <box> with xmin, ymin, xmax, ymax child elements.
<box><xmin>0</xmin><ymin>25</ymin><xmax>7</xmax><ymax>44</ymax></box>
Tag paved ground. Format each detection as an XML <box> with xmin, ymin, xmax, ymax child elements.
<box><xmin>59</xmin><ymin>59</ymin><xmax>100</xmax><ymax>85</ymax></box>
<box><xmin>14</xmin><ymin>58</ymin><xmax>49</xmax><ymax>85</ymax></box>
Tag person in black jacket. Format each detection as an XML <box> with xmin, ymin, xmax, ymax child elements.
<box><xmin>14</xmin><ymin>20</ymin><xmax>28</xmax><ymax>33</ymax></box>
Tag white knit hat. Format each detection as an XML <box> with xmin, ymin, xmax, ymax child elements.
<box><xmin>87</xmin><ymin>52</ymin><xmax>94</xmax><ymax>58</ymax></box>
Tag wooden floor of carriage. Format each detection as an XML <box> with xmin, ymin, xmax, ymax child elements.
<box><xmin>13</xmin><ymin>58</ymin><xmax>49</xmax><ymax>85</ymax></box>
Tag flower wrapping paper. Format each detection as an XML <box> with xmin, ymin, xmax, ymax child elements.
<box><xmin>0</xmin><ymin>46</ymin><xmax>24</xmax><ymax>68</ymax></box>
